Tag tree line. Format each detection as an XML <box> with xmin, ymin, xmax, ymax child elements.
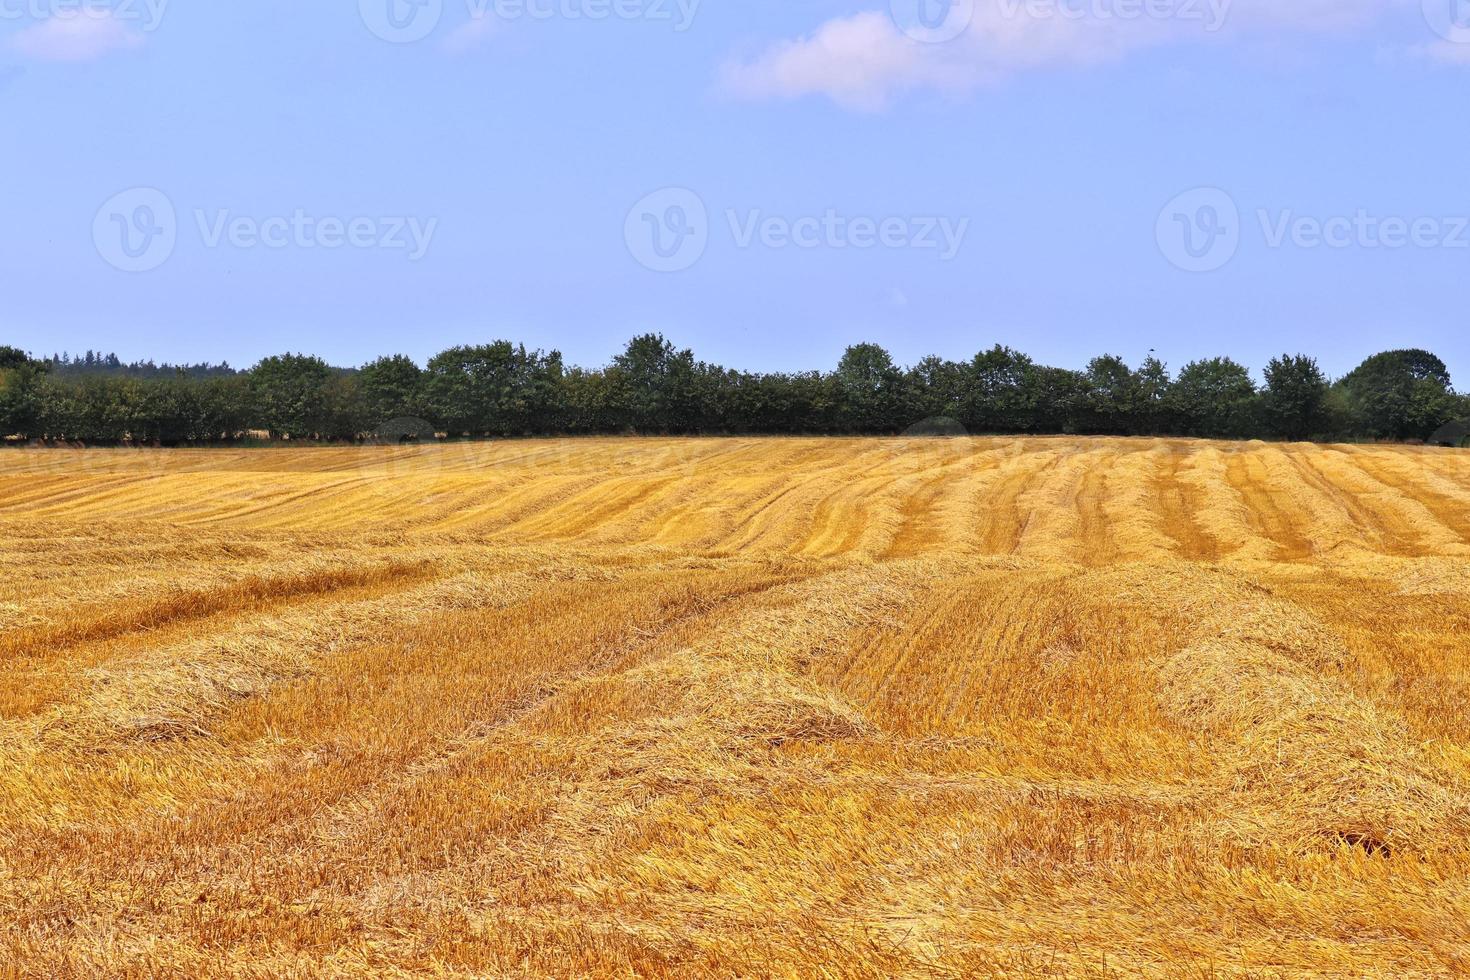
<box><xmin>0</xmin><ymin>338</ymin><xmax>1465</xmax><ymax>446</ymax></box>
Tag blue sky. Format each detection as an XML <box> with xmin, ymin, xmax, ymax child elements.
<box><xmin>3</xmin><ymin>0</ymin><xmax>1468</xmax><ymax>380</ymax></box>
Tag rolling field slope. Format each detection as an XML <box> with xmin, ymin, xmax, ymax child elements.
<box><xmin>2</xmin><ymin>437</ymin><xmax>1470</xmax><ymax>976</ymax></box>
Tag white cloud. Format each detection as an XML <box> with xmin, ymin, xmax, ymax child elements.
<box><xmin>719</xmin><ymin>7</ymin><xmax>1177</xmax><ymax>110</ymax></box>
<box><xmin>10</xmin><ymin>9</ymin><xmax>145</xmax><ymax>63</ymax></box>
<box><xmin>721</xmin><ymin>0</ymin><xmax>1421</xmax><ymax>110</ymax></box>
<box><xmin>721</xmin><ymin>13</ymin><xmax>953</xmax><ymax>111</ymax></box>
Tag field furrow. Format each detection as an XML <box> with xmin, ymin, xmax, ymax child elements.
<box><xmin>2</xmin><ymin>436</ymin><xmax>1469</xmax><ymax>976</ymax></box>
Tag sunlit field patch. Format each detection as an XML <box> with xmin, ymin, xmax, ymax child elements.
<box><xmin>1</xmin><ymin>436</ymin><xmax>1468</xmax><ymax>976</ymax></box>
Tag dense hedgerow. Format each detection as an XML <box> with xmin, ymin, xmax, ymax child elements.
<box><xmin>0</xmin><ymin>337</ymin><xmax>1465</xmax><ymax>444</ymax></box>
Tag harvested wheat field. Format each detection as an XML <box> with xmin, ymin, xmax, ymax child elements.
<box><xmin>3</xmin><ymin>437</ymin><xmax>1470</xmax><ymax>977</ymax></box>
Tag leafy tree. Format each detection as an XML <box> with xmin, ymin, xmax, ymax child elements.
<box><xmin>359</xmin><ymin>355</ymin><xmax>425</xmax><ymax>425</ymax></box>
<box><xmin>425</xmin><ymin>342</ymin><xmax>563</xmax><ymax>436</ymax></box>
<box><xmin>1262</xmin><ymin>354</ymin><xmax>1329</xmax><ymax>441</ymax></box>
<box><xmin>320</xmin><ymin>373</ymin><xmax>370</xmax><ymax>441</ymax></box>
<box><xmin>4</xmin><ymin>335</ymin><xmax>1465</xmax><ymax>446</ymax></box>
<box><xmin>959</xmin><ymin>346</ymin><xmax>1036</xmax><ymax>433</ymax></box>
<box><xmin>722</xmin><ymin>371</ymin><xmax>839</xmax><ymax>435</ymax></box>
<box><xmin>608</xmin><ymin>334</ymin><xmax>698</xmax><ymax>433</ymax></box>
<box><xmin>1134</xmin><ymin>356</ymin><xmax>1173</xmax><ymax>434</ymax></box>
<box><xmin>905</xmin><ymin>356</ymin><xmax>966</xmax><ymax>423</ymax></box>
<box><xmin>1082</xmin><ymin>355</ymin><xmax>1143</xmax><ymax>435</ymax></box>
<box><xmin>250</xmin><ymin>354</ymin><xmax>335</xmax><ymax>439</ymax></box>
<box><xmin>0</xmin><ymin>360</ymin><xmax>44</xmax><ymax>438</ymax></box>
<box><xmin>97</xmin><ymin>376</ymin><xmax>148</xmax><ymax>442</ymax></box>
<box><xmin>836</xmin><ymin>343</ymin><xmax>903</xmax><ymax>434</ymax></box>
<box><xmin>1029</xmin><ymin>366</ymin><xmax>1089</xmax><ymax>434</ymax></box>
<box><xmin>146</xmin><ymin>376</ymin><xmax>205</xmax><ymax>444</ymax></box>
<box><xmin>1169</xmin><ymin>358</ymin><xmax>1258</xmax><ymax>438</ymax></box>
<box><xmin>42</xmin><ymin>351</ymin><xmax>235</xmax><ymax>379</ymax></box>
<box><xmin>35</xmin><ymin>373</ymin><xmax>87</xmax><ymax>440</ymax></box>
<box><xmin>1337</xmin><ymin>349</ymin><xmax>1459</xmax><ymax>441</ymax></box>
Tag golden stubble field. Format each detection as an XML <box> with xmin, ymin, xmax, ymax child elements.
<box><xmin>2</xmin><ymin>436</ymin><xmax>1470</xmax><ymax>977</ymax></box>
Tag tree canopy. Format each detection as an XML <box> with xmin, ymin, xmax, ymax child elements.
<box><xmin>1337</xmin><ymin>349</ymin><xmax>1461</xmax><ymax>441</ymax></box>
<box><xmin>2</xmin><ymin>339</ymin><xmax>1466</xmax><ymax>446</ymax></box>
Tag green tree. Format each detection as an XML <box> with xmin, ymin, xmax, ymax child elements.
<box><xmin>608</xmin><ymin>334</ymin><xmax>698</xmax><ymax>433</ymax></box>
<box><xmin>146</xmin><ymin>376</ymin><xmax>203</xmax><ymax>444</ymax></box>
<box><xmin>36</xmin><ymin>374</ymin><xmax>86</xmax><ymax>441</ymax></box>
<box><xmin>321</xmin><ymin>373</ymin><xmax>370</xmax><ymax>441</ymax></box>
<box><xmin>1030</xmin><ymin>366</ymin><xmax>1089</xmax><ymax>434</ymax></box>
<box><xmin>959</xmin><ymin>346</ymin><xmax>1036</xmax><ymax>433</ymax></box>
<box><xmin>0</xmin><ymin>360</ymin><xmax>45</xmax><ymax>438</ymax></box>
<box><xmin>1262</xmin><ymin>354</ymin><xmax>1328</xmax><ymax>441</ymax></box>
<box><xmin>1082</xmin><ymin>355</ymin><xmax>1143</xmax><ymax>435</ymax></box>
<box><xmin>250</xmin><ymin>354</ymin><xmax>334</xmax><ymax>439</ymax></box>
<box><xmin>1337</xmin><ymin>349</ymin><xmax>1459</xmax><ymax>441</ymax></box>
<box><xmin>11</xmin><ymin>337</ymin><xmax>1465</xmax><ymax>446</ymax></box>
<box><xmin>191</xmin><ymin>376</ymin><xmax>254</xmax><ymax>442</ymax></box>
<box><xmin>1135</xmin><ymin>356</ymin><xmax>1173</xmax><ymax>434</ymax></box>
<box><xmin>359</xmin><ymin>355</ymin><xmax>425</xmax><ymax>426</ymax></box>
<box><xmin>905</xmin><ymin>356</ymin><xmax>966</xmax><ymax>423</ymax></box>
<box><xmin>835</xmin><ymin>343</ymin><xmax>903</xmax><ymax>434</ymax></box>
<box><xmin>1169</xmin><ymin>358</ymin><xmax>1258</xmax><ymax>438</ymax></box>
<box><xmin>425</xmin><ymin>342</ymin><xmax>563</xmax><ymax>437</ymax></box>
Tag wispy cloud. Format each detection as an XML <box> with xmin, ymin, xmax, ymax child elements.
<box><xmin>721</xmin><ymin>12</ymin><xmax>977</xmax><ymax>112</ymax></box>
<box><xmin>10</xmin><ymin>9</ymin><xmax>146</xmax><ymax>63</ymax></box>
<box><xmin>721</xmin><ymin>0</ymin><xmax>1424</xmax><ymax>111</ymax></box>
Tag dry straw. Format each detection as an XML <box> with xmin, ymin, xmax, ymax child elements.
<box><xmin>1</xmin><ymin>436</ymin><xmax>1468</xmax><ymax>975</ymax></box>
